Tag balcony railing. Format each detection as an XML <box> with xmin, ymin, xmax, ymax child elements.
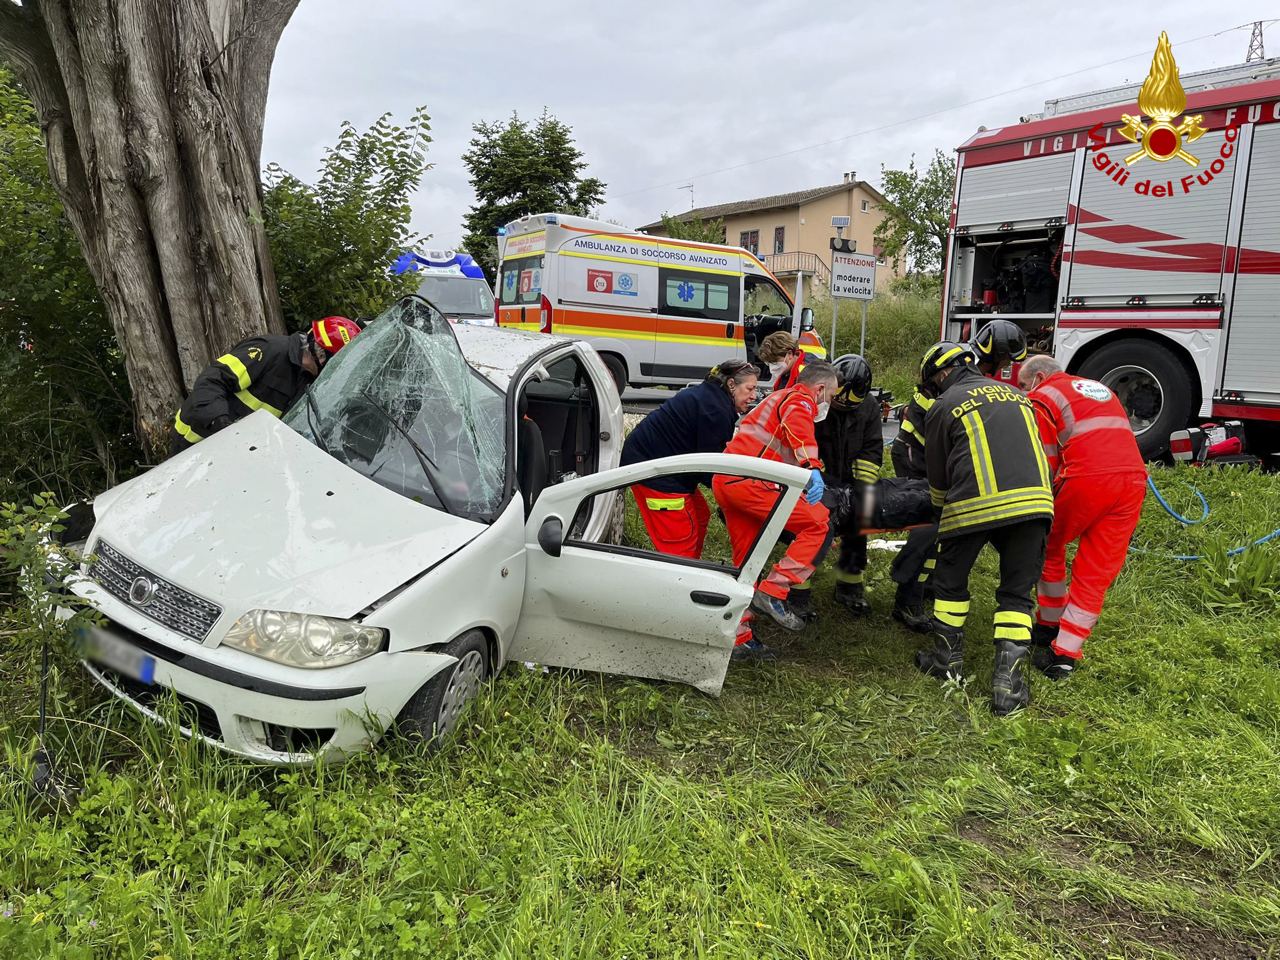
<box><xmin>762</xmin><ymin>251</ymin><xmax>830</xmax><ymax>285</ymax></box>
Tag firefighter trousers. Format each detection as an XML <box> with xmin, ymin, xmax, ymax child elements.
<box><xmin>891</xmin><ymin>524</ymin><xmax>938</xmax><ymax>587</ymax></box>
<box><xmin>932</xmin><ymin>519</ymin><xmax>1049</xmax><ymax>644</ymax></box>
<box><xmin>713</xmin><ymin>475</ymin><xmax>832</xmax><ymax>600</ymax></box>
<box><xmin>630</xmin><ymin>484</ymin><xmax>711</xmax><ymax>559</ymax></box>
<box><xmin>1037</xmin><ymin>472</ymin><xmax>1146</xmax><ymax>659</ymax></box>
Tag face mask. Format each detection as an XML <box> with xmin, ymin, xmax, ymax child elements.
<box><xmin>814</xmin><ymin>401</ymin><xmax>830</xmax><ymax>422</ymax></box>
<box><xmin>768</xmin><ymin>361</ymin><xmax>789</xmax><ymax>380</ymax></box>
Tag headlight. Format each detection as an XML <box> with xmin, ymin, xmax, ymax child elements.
<box><xmin>222</xmin><ymin>610</ymin><xmax>386</xmax><ymax>668</ymax></box>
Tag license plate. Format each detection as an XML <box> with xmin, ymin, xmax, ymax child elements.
<box><xmin>75</xmin><ymin>625</ymin><xmax>156</xmax><ymax>685</ymax></box>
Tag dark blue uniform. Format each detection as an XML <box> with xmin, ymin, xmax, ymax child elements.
<box><xmin>621</xmin><ymin>380</ymin><xmax>737</xmax><ymax>493</ymax></box>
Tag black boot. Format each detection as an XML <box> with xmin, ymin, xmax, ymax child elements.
<box><xmin>892</xmin><ymin>583</ymin><xmax>931</xmax><ymax>633</ymax></box>
<box><xmin>834</xmin><ymin>580</ymin><xmax>871</xmax><ymax>616</ymax></box>
<box><xmin>1030</xmin><ymin>623</ymin><xmax>1074</xmax><ymax>680</ymax></box>
<box><xmin>992</xmin><ymin>641</ymin><xmax>1031</xmax><ymax>715</ymax></box>
<box><xmin>788</xmin><ymin>586</ymin><xmax>819</xmax><ymax>623</ymax></box>
<box><xmin>914</xmin><ymin>625</ymin><xmax>964</xmax><ymax>680</ymax></box>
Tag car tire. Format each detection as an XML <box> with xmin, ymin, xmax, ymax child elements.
<box><xmin>396</xmin><ymin>630</ymin><xmax>490</xmax><ymax>746</ymax></box>
<box><xmin>1077</xmin><ymin>339</ymin><xmax>1194</xmax><ymax>460</ymax></box>
<box><xmin>602</xmin><ymin>353</ymin><xmax>627</xmax><ymax>396</ymax></box>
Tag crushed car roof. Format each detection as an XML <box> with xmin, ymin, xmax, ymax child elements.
<box><xmin>454</xmin><ymin>325</ymin><xmax>571</xmax><ymax>392</ymax></box>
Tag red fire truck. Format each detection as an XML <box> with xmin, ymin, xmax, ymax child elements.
<box><xmin>942</xmin><ymin>75</ymin><xmax>1280</xmax><ymax>457</ymax></box>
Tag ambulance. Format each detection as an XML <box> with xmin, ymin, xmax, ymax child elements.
<box><xmin>496</xmin><ymin>214</ymin><xmax>823</xmax><ymax>392</ymax></box>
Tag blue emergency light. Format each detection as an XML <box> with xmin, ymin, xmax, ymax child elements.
<box><xmin>390</xmin><ymin>249</ymin><xmax>485</xmax><ymax>279</ymax></box>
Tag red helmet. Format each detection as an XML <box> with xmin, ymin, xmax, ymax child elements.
<box><xmin>311</xmin><ymin>316</ymin><xmax>361</xmax><ymax>355</ymax></box>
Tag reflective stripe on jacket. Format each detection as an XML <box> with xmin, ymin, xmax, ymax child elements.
<box><xmin>891</xmin><ymin>390</ymin><xmax>933</xmax><ymax>479</ymax></box>
<box><xmin>815</xmin><ymin>394</ymin><xmax>882</xmax><ymax>485</ymax></box>
<box><xmin>1028</xmin><ymin>372</ymin><xmax>1145</xmax><ymax>483</ymax></box>
<box><xmin>174</xmin><ymin>333</ymin><xmax>312</xmax><ymax>445</ymax></box>
<box><xmin>724</xmin><ymin>383</ymin><xmax>824</xmax><ymax>470</ymax></box>
<box><xmin>924</xmin><ymin>366</ymin><xmax>1053</xmax><ymax>537</ymax></box>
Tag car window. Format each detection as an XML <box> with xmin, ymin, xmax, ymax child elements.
<box><xmin>744</xmin><ymin>278</ymin><xmax>791</xmax><ymax>318</ymax></box>
<box><xmin>284</xmin><ymin>297</ymin><xmax>507</xmax><ymax>521</ymax></box>
<box><xmin>499</xmin><ymin>254</ymin><xmax>544</xmax><ymax>306</ymax></box>
<box><xmin>416</xmin><ymin>275</ymin><xmax>495</xmax><ymax>317</ymax></box>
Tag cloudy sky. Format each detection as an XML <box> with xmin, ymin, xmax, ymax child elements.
<box><xmin>262</xmin><ymin>2</ymin><xmax>1266</xmax><ymax>248</ymax></box>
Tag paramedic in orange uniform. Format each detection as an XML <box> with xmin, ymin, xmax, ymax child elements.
<box><xmin>713</xmin><ymin>361</ymin><xmax>839</xmax><ymax>661</ymax></box>
<box><xmin>1018</xmin><ymin>355</ymin><xmax>1147</xmax><ymax>680</ymax></box>
<box><xmin>621</xmin><ymin>360</ymin><xmax>758</xmax><ymax>558</ymax></box>
<box><xmin>756</xmin><ymin>331</ymin><xmax>807</xmax><ymax>390</ymax></box>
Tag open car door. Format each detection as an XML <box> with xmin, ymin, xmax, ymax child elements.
<box><xmin>508</xmin><ymin>453</ymin><xmax>808</xmax><ymax>695</ymax></box>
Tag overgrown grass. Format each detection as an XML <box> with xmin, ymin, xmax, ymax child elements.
<box><xmin>807</xmin><ymin>291</ymin><xmax>940</xmax><ymax>401</ymax></box>
<box><xmin>2</xmin><ymin>464</ymin><xmax>1279</xmax><ymax>958</ymax></box>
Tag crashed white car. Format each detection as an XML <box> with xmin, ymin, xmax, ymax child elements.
<box><xmin>56</xmin><ymin>296</ymin><xmax>807</xmax><ymax>763</ymax></box>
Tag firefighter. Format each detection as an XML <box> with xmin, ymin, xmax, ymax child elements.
<box><xmin>791</xmin><ymin>353</ymin><xmax>882</xmax><ymax>620</ymax></box>
<box><xmin>888</xmin><ymin>323</ymin><xmax>1030</xmax><ymax>630</ymax></box>
<box><xmin>713</xmin><ymin>361</ymin><xmax>839</xmax><ymax>661</ymax></box>
<box><xmin>1018</xmin><ymin>355</ymin><xmax>1146</xmax><ymax>679</ymax></box>
<box><xmin>756</xmin><ymin>331</ymin><xmax>806</xmax><ymax>390</ymax></box>
<box><xmin>969</xmin><ymin>318</ymin><xmax>1029</xmax><ymax>377</ymax></box>
<box><xmin>171</xmin><ymin>317</ymin><xmax>361</xmax><ymax>456</ymax></box>
<box><xmin>620</xmin><ymin>359</ymin><xmax>759</xmax><ymax>558</ymax></box>
<box><xmin>916</xmin><ymin>342</ymin><xmax>1054</xmax><ymax>715</ymax></box>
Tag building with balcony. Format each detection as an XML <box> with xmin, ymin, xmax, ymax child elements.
<box><xmin>639</xmin><ymin>172</ymin><xmax>903</xmax><ymax>301</ymax></box>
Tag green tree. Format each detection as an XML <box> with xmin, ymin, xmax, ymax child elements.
<box><xmin>461</xmin><ymin>111</ymin><xmax>605</xmax><ymax>279</ymax></box>
<box><xmin>0</xmin><ymin>67</ymin><xmax>138</xmax><ymax>503</ymax></box>
<box><xmin>874</xmin><ymin>149</ymin><xmax>956</xmax><ymax>276</ymax></box>
<box><xmin>263</xmin><ymin>108</ymin><xmax>433</xmax><ymax>328</ymax></box>
<box><xmin>657</xmin><ymin>213</ymin><xmax>726</xmax><ymax>244</ymax></box>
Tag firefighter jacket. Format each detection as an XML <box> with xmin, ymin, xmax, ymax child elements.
<box><xmin>621</xmin><ymin>380</ymin><xmax>737</xmax><ymax>494</ymax></box>
<box><xmin>815</xmin><ymin>394</ymin><xmax>883</xmax><ymax>486</ymax></box>
<box><xmin>891</xmin><ymin>390</ymin><xmax>934</xmax><ymax>479</ymax></box>
<box><xmin>1028</xmin><ymin>371</ymin><xmax>1145</xmax><ymax>484</ymax></box>
<box><xmin>173</xmin><ymin>333</ymin><xmax>313</xmax><ymax>445</ymax></box>
<box><xmin>924</xmin><ymin>366</ymin><xmax>1054</xmax><ymax>538</ymax></box>
<box><xmin>724</xmin><ymin>383</ymin><xmax>824</xmax><ymax>471</ymax></box>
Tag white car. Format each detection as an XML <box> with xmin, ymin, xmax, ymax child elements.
<box><xmin>55</xmin><ymin>297</ymin><xmax>807</xmax><ymax>763</ymax></box>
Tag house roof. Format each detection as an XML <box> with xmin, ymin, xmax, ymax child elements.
<box><xmin>638</xmin><ymin>180</ymin><xmax>886</xmax><ymax>231</ymax></box>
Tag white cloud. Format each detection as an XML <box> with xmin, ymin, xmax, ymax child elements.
<box><xmin>262</xmin><ymin>0</ymin><xmax>1260</xmax><ymax>251</ymax></box>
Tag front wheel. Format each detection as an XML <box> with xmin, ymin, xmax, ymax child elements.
<box><xmin>396</xmin><ymin>630</ymin><xmax>490</xmax><ymax>746</ymax></box>
<box><xmin>1077</xmin><ymin>339</ymin><xmax>1194</xmax><ymax>460</ymax></box>
<box><xmin>601</xmin><ymin>353</ymin><xmax>627</xmax><ymax>396</ymax></box>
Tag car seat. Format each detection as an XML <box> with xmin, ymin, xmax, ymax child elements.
<box><xmin>516</xmin><ymin>393</ymin><xmax>548</xmax><ymax>514</ymax></box>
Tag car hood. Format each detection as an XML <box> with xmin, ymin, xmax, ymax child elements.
<box><xmin>89</xmin><ymin>412</ymin><xmax>485</xmax><ymax>627</ymax></box>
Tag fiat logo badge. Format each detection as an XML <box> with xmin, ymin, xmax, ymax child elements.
<box><xmin>128</xmin><ymin>576</ymin><xmax>158</xmax><ymax>607</ymax></box>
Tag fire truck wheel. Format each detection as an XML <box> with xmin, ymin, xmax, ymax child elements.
<box><xmin>1078</xmin><ymin>339</ymin><xmax>1193</xmax><ymax>460</ymax></box>
<box><xmin>601</xmin><ymin>353</ymin><xmax>627</xmax><ymax>395</ymax></box>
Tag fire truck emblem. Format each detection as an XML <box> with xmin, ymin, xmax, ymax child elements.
<box><xmin>1118</xmin><ymin>32</ymin><xmax>1205</xmax><ymax>166</ymax></box>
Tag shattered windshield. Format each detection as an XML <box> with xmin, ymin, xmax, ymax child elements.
<box><xmin>283</xmin><ymin>297</ymin><xmax>507</xmax><ymax>520</ymax></box>
<box><xmin>416</xmin><ymin>275</ymin><xmax>495</xmax><ymax>317</ymax></box>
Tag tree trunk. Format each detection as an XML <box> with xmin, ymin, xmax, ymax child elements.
<box><xmin>0</xmin><ymin>0</ymin><xmax>300</xmax><ymax>453</ymax></box>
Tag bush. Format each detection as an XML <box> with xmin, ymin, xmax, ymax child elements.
<box><xmin>807</xmin><ymin>290</ymin><xmax>940</xmax><ymax>399</ymax></box>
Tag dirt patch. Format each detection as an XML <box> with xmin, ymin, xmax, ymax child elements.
<box><xmin>1044</xmin><ymin>896</ymin><xmax>1270</xmax><ymax>960</ymax></box>
<box><xmin>955</xmin><ymin>815</ymin><xmax>1014</xmax><ymax>854</ymax></box>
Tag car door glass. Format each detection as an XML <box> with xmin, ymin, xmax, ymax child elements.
<box><xmin>284</xmin><ymin>297</ymin><xmax>507</xmax><ymax>520</ymax></box>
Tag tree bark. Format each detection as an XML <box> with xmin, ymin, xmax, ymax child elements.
<box><xmin>0</xmin><ymin>0</ymin><xmax>300</xmax><ymax>453</ymax></box>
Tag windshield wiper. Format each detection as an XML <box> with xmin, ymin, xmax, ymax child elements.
<box><xmin>357</xmin><ymin>389</ymin><xmax>453</xmax><ymax>513</ymax></box>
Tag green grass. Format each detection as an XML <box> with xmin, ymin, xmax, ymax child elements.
<box><xmin>3</xmin><ymin>464</ymin><xmax>1280</xmax><ymax>958</ymax></box>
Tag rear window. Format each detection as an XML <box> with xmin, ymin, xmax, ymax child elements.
<box><xmin>500</xmin><ymin>254</ymin><xmax>544</xmax><ymax>306</ymax></box>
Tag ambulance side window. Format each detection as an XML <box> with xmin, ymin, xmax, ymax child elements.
<box><xmin>657</xmin><ymin>268</ymin><xmax>739</xmax><ymax>323</ymax></box>
<box><xmin>500</xmin><ymin>255</ymin><xmax>544</xmax><ymax>306</ymax></box>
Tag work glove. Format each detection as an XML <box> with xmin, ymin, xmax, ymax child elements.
<box><xmin>208</xmin><ymin>414</ymin><xmax>234</xmax><ymax>434</ymax></box>
<box><xmin>804</xmin><ymin>468</ymin><xmax>825</xmax><ymax>504</ymax></box>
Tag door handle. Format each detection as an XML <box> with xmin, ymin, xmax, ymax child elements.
<box><xmin>725</xmin><ymin>322</ymin><xmax>734</xmax><ymax>338</ymax></box>
<box><xmin>690</xmin><ymin>590</ymin><xmax>730</xmax><ymax>607</ymax></box>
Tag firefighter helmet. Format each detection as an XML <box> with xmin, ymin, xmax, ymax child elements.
<box><xmin>970</xmin><ymin>319</ymin><xmax>1028</xmax><ymax>369</ymax></box>
<box><xmin>831</xmin><ymin>353</ymin><xmax>873</xmax><ymax>402</ymax></box>
<box><xmin>919</xmin><ymin>341</ymin><xmax>976</xmax><ymax>384</ymax></box>
<box><xmin>311</xmin><ymin>316</ymin><xmax>361</xmax><ymax>355</ymax></box>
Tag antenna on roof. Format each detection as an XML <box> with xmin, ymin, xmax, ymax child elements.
<box><xmin>1246</xmin><ymin>21</ymin><xmax>1265</xmax><ymax>62</ymax></box>
<box><xmin>677</xmin><ymin>182</ymin><xmax>694</xmax><ymax>211</ymax></box>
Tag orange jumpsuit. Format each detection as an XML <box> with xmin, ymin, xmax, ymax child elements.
<box><xmin>1029</xmin><ymin>372</ymin><xmax>1146</xmax><ymax>659</ymax></box>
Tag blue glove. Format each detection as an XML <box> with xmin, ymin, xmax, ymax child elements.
<box><xmin>804</xmin><ymin>468</ymin><xmax>825</xmax><ymax>503</ymax></box>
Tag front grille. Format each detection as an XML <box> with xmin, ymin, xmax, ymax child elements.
<box><xmin>90</xmin><ymin>540</ymin><xmax>222</xmax><ymax>641</ymax></box>
<box><xmin>97</xmin><ymin>667</ymin><xmax>223</xmax><ymax>742</ymax></box>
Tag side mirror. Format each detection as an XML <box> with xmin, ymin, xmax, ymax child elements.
<box><xmin>537</xmin><ymin>516</ymin><xmax>564</xmax><ymax>557</ymax></box>
<box><xmin>799</xmin><ymin>307</ymin><xmax>815</xmax><ymax>331</ymax></box>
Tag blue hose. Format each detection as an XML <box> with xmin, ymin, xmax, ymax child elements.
<box><xmin>1146</xmin><ymin>474</ymin><xmax>1209</xmax><ymax>525</ymax></box>
<box><xmin>1136</xmin><ymin>473</ymin><xmax>1280</xmax><ymax>561</ymax></box>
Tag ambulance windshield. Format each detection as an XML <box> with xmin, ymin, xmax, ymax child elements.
<box><xmin>416</xmin><ymin>274</ymin><xmax>495</xmax><ymax>318</ymax></box>
<box><xmin>284</xmin><ymin>296</ymin><xmax>507</xmax><ymax>521</ymax></box>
